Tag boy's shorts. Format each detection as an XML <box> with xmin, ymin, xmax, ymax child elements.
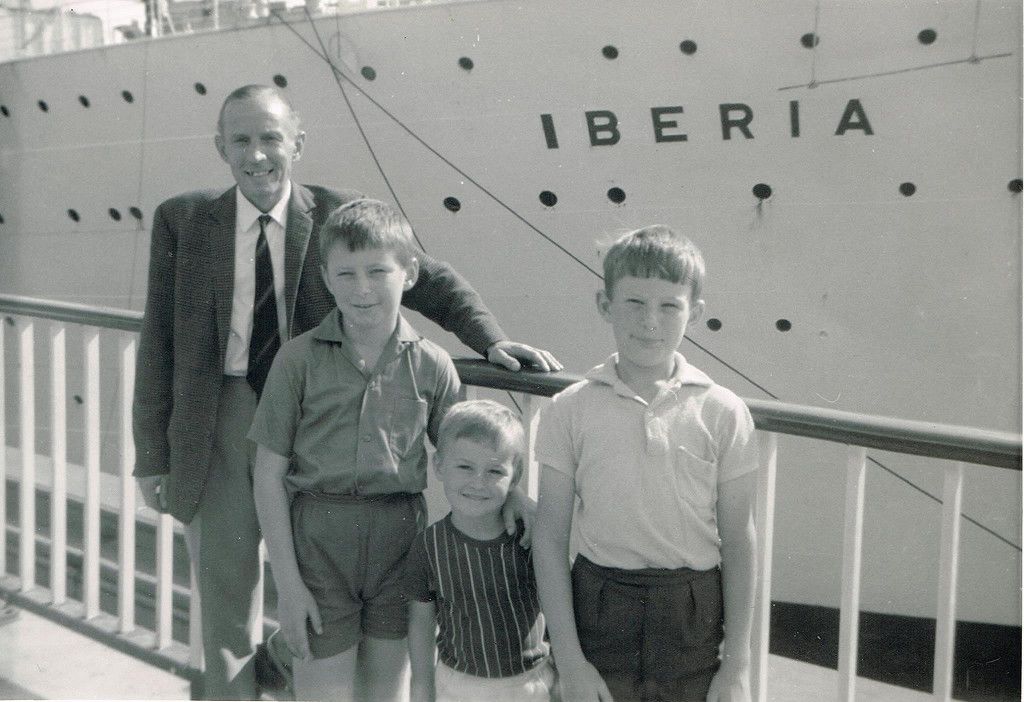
<box><xmin>435</xmin><ymin>658</ymin><xmax>556</xmax><ymax>702</ymax></box>
<box><xmin>571</xmin><ymin>554</ymin><xmax>723</xmax><ymax>702</ymax></box>
<box><xmin>290</xmin><ymin>490</ymin><xmax>424</xmax><ymax>659</ymax></box>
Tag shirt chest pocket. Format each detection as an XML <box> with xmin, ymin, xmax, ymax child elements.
<box><xmin>673</xmin><ymin>443</ymin><xmax>718</xmax><ymax>514</ymax></box>
<box><xmin>389</xmin><ymin>396</ymin><xmax>428</xmax><ymax>458</ymax></box>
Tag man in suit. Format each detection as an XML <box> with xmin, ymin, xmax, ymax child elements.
<box><xmin>132</xmin><ymin>84</ymin><xmax>558</xmax><ymax>700</ymax></box>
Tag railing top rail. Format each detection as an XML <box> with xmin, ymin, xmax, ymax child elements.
<box><xmin>2</xmin><ymin>294</ymin><xmax>1019</xmax><ymax>470</ymax></box>
<box><xmin>0</xmin><ymin>294</ymin><xmax>143</xmax><ymax>332</ymax></box>
<box><xmin>455</xmin><ymin>360</ymin><xmax>1022</xmax><ymax>471</ymax></box>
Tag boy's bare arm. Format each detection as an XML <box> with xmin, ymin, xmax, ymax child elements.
<box><xmin>534</xmin><ymin>465</ymin><xmax>612</xmax><ymax>702</ymax></box>
<box><xmin>708</xmin><ymin>470</ymin><xmax>756</xmax><ymax>702</ymax></box>
<box><xmin>252</xmin><ymin>444</ymin><xmax>322</xmax><ymax>661</ymax></box>
<box><xmin>407</xmin><ymin>600</ymin><xmax>438</xmax><ymax>702</ymax></box>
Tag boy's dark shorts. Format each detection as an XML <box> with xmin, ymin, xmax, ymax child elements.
<box><xmin>291</xmin><ymin>491</ymin><xmax>424</xmax><ymax>659</ymax></box>
<box><xmin>571</xmin><ymin>554</ymin><xmax>724</xmax><ymax>702</ymax></box>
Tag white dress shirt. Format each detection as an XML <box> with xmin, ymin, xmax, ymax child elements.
<box><xmin>223</xmin><ymin>183</ymin><xmax>290</xmax><ymax>375</ymax></box>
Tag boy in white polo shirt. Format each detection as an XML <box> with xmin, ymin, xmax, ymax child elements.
<box><xmin>534</xmin><ymin>225</ymin><xmax>758</xmax><ymax>702</ymax></box>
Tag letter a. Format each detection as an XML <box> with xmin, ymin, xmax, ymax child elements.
<box><xmin>835</xmin><ymin>99</ymin><xmax>874</xmax><ymax>135</ymax></box>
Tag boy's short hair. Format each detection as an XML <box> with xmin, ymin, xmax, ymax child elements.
<box><xmin>318</xmin><ymin>198</ymin><xmax>417</xmax><ymax>266</ymax></box>
<box><xmin>437</xmin><ymin>400</ymin><xmax>527</xmax><ymax>483</ymax></box>
<box><xmin>602</xmin><ymin>224</ymin><xmax>705</xmax><ymax>301</ymax></box>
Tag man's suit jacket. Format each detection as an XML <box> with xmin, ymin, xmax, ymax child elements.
<box><xmin>132</xmin><ymin>183</ymin><xmax>505</xmax><ymax>522</ymax></box>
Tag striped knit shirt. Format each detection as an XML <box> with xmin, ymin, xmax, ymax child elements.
<box><xmin>403</xmin><ymin>514</ymin><xmax>549</xmax><ymax>678</ymax></box>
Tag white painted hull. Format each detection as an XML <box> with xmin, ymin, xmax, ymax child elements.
<box><xmin>0</xmin><ymin>0</ymin><xmax>1020</xmax><ymax>626</ymax></box>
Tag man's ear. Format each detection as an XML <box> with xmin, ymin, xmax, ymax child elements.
<box><xmin>403</xmin><ymin>257</ymin><xmax>420</xmax><ymax>290</ymax></box>
<box><xmin>214</xmin><ymin>133</ymin><xmax>228</xmax><ymax>164</ymax></box>
<box><xmin>596</xmin><ymin>288</ymin><xmax>612</xmax><ymax>322</ymax></box>
<box><xmin>292</xmin><ymin>131</ymin><xmax>306</xmax><ymax>162</ymax></box>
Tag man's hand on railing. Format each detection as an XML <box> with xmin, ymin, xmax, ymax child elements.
<box><xmin>137</xmin><ymin>475</ymin><xmax>167</xmax><ymax>513</ymax></box>
<box><xmin>487</xmin><ymin>341</ymin><xmax>563</xmax><ymax>372</ymax></box>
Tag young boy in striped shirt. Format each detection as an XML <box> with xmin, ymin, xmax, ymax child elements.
<box><xmin>404</xmin><ymin>400</ymin><xmax>554</xmax><ymax>702</ymax></box>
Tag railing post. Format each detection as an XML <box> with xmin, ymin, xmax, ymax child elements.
<box><xmin>155</xmin><ymin>512</ymin><xmax>175</xmax><ymax>649</ymax></box>
<box><xmin>83</xmin><ymin>326</ymin><xmax>101</xmax><ymax>618</ymax></box>
<box><xmin>933</xmin><ymin>462</ymin><xmax>964</xmax><ymax>701</ymax></box>
<box><xmin>838</xmin><ymin>445</ymin><xmax>868</xmax><ymax>701</ymax></box>
<box><xmin>18</xmin><ymin>317</ymin><xmax>36</xmax><ymax>592</ymax></box>
<box><xmin>189</xmin><ymin>550</ymin><xmax>203</xmax><ymax>668</ymax></box>
<box><xmin>751</xmin><ymin>431</ymin><xmax>777</xmax><ymax>702</ymax></box>
<box><xmin>519</xmin><ymin>393</ymin><xmax>542</xmax><ymax>501</ymax></box>
<box><xmin>118</xmin><ymin>334</ymin><xmax>137</xmax><ymax>632</ymax></box>
<box><xmin>0</xmin><ymin>316</ymin><xmax>7</xmax><ymax>576</ymax></box>
<box><xmin>50</xmin><ymin>322</ymin><xmax>68</xmax><ymax>604</ymax></box>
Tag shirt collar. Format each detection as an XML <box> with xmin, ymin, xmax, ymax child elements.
<box><xmin>235</xmin><ymin>181</ymin><xmax>291</xmax><ymax>232</ymax></box>
<box><xmin>586</xmin><ymin>352</ymin><xmax>712</xmax><ymax>398</ymax></box>
<box><xmin>314</xmin><ymin>309</ymin><xmax>422</xmax><ymax>346</ymax></box>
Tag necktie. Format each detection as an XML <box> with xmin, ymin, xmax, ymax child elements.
<box><xmin>247</xmin><ymin>214</ymin><xmax>281</xmax><ymax>397</ymax></box>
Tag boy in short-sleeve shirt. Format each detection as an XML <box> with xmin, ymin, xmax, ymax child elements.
<box><xmin>250</xmin><ymin>199</ymin><xmax>462</xmax><ymax>702</ymax></box>
<box><xmin>534</xmin><ymin>226</ymin><xmax>758</xmax><ymax>702</ymax></box>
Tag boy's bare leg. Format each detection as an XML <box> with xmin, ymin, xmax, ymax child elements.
<box><xmin>356</xmin><ymin>637</ymin><xmax>411</xmax><ymax>702</ymax></box>
<box><xmin>293</xmin><ymin>646</ymin><xmax>358</xmax><ymax>702</ymax></box>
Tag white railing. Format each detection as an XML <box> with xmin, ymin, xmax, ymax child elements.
<box><xmin>0</xmin><ymin>294</ymin><xmax>1020</xmax><ymax>701</ymax></box>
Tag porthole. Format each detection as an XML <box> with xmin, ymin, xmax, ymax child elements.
<box><xmin>800</xmin><ymin>33</ymin><xmax>819</xmax><ymax>49</ymax></box>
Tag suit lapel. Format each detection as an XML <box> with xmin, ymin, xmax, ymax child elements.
<box><xmin>209</xmin><ymin>188</ymin><xmax>237</xmax><ymax>363</ymax></box>
<box><xmin>284</xmin><ymin>183</ymin><xmax>315</xmax><ymax>338</ymax></box>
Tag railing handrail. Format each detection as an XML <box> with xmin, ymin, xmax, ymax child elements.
<box><xmin>2</xmin><ymin>293</ymin><xmax>1020</xmax><ymax>470</ymax></box>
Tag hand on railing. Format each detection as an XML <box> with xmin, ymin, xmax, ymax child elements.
<box><xmin>486</xmin><ymin>340</ymin><xmax>563</xmax><ymax>372</ymax></box>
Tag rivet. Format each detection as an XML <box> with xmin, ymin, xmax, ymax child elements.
<box><xmin>273</xmin><ymin>74</ymin><xmax>288</xmax><ymax>88</ymax></box>
<box><xmin>899</xmin><ymin>182</ymin><xmax>916</xmax><ymax>197</ymax></box>
<box><xmin>918</xmin><ymin>28</ymin><xmax>937</xmax><ymax>45</ymax></box>
<box><xmin>607</xmin><ymin>187</ymin><xmax>626</xmax><ymax>204</ymax></box>
<box><xmin>79</xmin><ymin>95</ymin><xmax>90</xmax><ymax>107</ymax></box>
<box><xmin>602</xmin><ymin>45</ymin><xmax>619</xmax><ymax>59</ymax></box>
<box><xmin>195</xmin><ymin>82</ymin><xmax>207</xmax><ymax>95</ymax></box>
<box><xmin>458</xmin><ymin>56</ymin><xmax>474</xmax><ymax>71</ymax></box>
<box><xmin>109</xmin><ymin>208</ymin><xmax>122</xmax><ymax>221</ymax></box>
<box><xmin>776</xmin><ymin>319</ymin><xmax>792</xmax><ymax>332</ymax></box>
<box><xmin>361</xmin><ymin>66</ymin><xmax>377</xmax><ymax>81</ymax></box>
<box><xmin>679</xmin><ymin>40</ymin><xmax>697</xmax><ymax>55</ymax></box>
<box><xmin>753</xmin><ymin>183</ymin><xmax>772</xmax><ymax>200</ymax></box>
<box><xmin>68</xmin><ymin>209</ymin><xmax>80</xmax><ymax>222</ymax></box>
<box><xmin>539</xmin><ymin>191</ymin><xmax>558</xmax><ymax>207</ymax></box>
<box><xmin>707</xmin><ymin>318</ymin><xmax>722</xmax><ymax>331</ymax></box>
<box><xmin>122</xmin><ymin>90</ymin><xmax>134</xmax><ymax>103</ymax></box>
<box><xmin>443</xmin><ymin>196</ymin><xmax>461</xmax><ymax>212</ymax></box>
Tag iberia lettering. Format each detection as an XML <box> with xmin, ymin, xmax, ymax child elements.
<box><xmin>540</xmin><ymin>99</ymin><xmax>873</xmax><ymax>148</ymax></box>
